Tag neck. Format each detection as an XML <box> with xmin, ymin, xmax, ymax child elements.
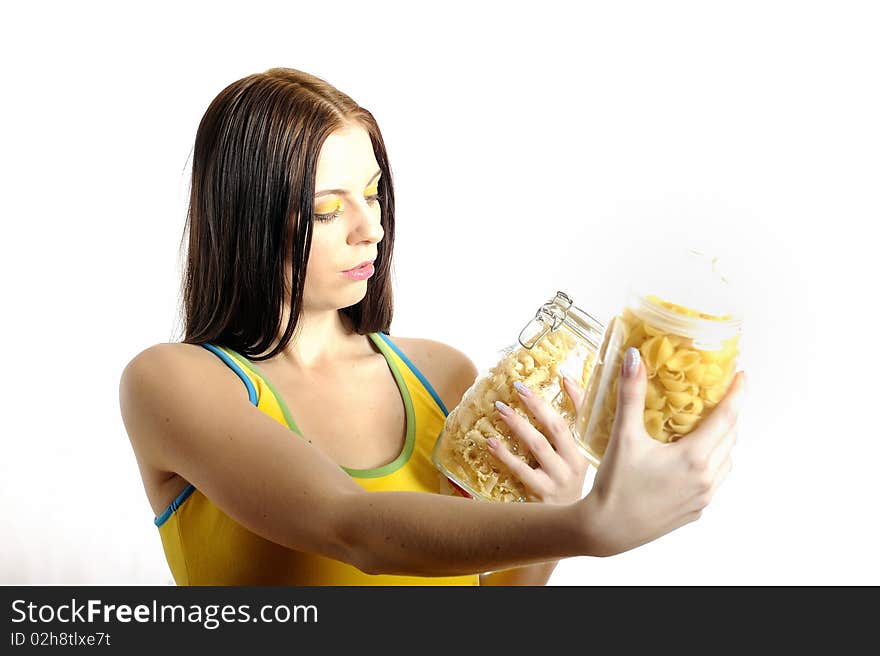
<box><xmin>256</xmin><ymin>305</ymin><xmax>362</xmax><ymax>371</ymax></box>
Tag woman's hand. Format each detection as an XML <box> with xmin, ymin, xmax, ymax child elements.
<box><xmin>487</xmin><ymin>376</ymin><xmax>590</xmax><ymax>505</ymax></box>
<box><xmin>579</xmin><ymin>347</ymin><xmax>747</xmax><ymax>557</ymax></box>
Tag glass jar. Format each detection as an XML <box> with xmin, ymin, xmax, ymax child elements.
<box><xmin>432</xmin><ymin>291</ymin><xmax>605</xmax><ymax>502</ymax></box>
<box><xmin>573</xmin><ymin>250</ymin><xmax>744</xmax><ymax>467</ymax></box>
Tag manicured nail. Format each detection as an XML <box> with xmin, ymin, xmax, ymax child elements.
<box><xmin>622</xmin><ymin>347</ymin><xmax>640</xmax><ymax>378</ymax></box>
<box><xmin>513</xmin><ymin>381</ymin><xmax>531</xmax><ymax>398</ymax></box>
<box><xmin>487</xmin><ymin>437</ymin><xmax>498</xmax><ymax>449</ymax></box>
<box><xmin>495</xmin><ymin>400</ymin><xmax>513</xmax><ymax>416</ymax></box>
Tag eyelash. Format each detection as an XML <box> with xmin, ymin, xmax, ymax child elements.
<box><xmin>313</xmin><ymin>193</ymin><xmax>383</xmax><ymax>223</ymax></box>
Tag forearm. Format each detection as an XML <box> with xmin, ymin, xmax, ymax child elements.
<box><xmin>480</xmin><ymin>560</ymin><xmax>560</xmax><ymax>586</ymax></box>
<box><xmin>333</xmin><ymin>490</ymin><xmax>590</xmax><ymax>578</ymax></box>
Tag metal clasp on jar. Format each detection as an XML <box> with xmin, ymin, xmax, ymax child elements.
<box><xmin>517</xmin><ymin>291</ymin><xmax>574</xmax><ymax>349</ymax></box>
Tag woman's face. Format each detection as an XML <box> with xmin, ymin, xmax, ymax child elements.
<box><xmin>294</xmin><ymin>123</ymin><xmax>385</xmax><ymax>313</ymax></box>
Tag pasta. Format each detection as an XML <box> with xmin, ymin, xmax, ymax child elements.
<box><xmin>433</xmin><ymin>329</ymin><xmax>596</xmax><ymax>502</ymax></box>
<box><xmin>580</xmin><ymin>296</ymin><xmax>740</xmax><ymax>461</ymax></box>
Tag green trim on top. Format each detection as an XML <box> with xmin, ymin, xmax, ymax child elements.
<box><xmin>218</xmin><ymin>333</ymin><xmax>416</xmax><ymax>479</ymax></box>
<box><xmin>218</xmin><ymin>346</ymin><xmax>303</xmax><ymax>436</ymax></box>
<box><xmin>354</xmin><ymin>333</ymin><xmax>416</xmax><ymax>478</ymax></box>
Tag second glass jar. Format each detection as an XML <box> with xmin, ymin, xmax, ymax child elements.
<box><xmin>573</xmin><ymin>255</ymin><xmax>744</xmax><ymax>467</ymax></box>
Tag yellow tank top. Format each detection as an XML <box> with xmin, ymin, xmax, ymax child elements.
<box><xmin>154</xmin><ymin>332</ymin><xmax>480</xmax><ymax>585</ymax></box>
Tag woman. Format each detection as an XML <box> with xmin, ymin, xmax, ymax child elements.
<box><xmin>118</xmin><ymin>67</ymin><xmax>746</xmax><ymax>585</ymax></box>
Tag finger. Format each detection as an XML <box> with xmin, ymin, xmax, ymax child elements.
<box><xmin>609</xmin><ymin>347</ymin><xmax>648</xmax><ymax>445</ymax></box>
<box><xmin>486</xmin><ymin>436</ymin><xmax>551</xmax><ymax>497</ymax></box>
<box><xmin>685</xmin><ymin>370</ymin><xmax>747</xmax><ymax>461</ymax></box>
<box><xmin>495</xmin><ymin>399</ymin><xmax>568</xmax><ymax>480</ymax></box>
<box><xmin>562</xmin><ymin>375</ymin><xmax>585</xmax><ymax>414</ymax></box>
<box><xmin>709</xmin><ymin>454</ymin><xmax>733</xmax><ymax>497</ymax></box>
<box><xmin>514</xmin><ymin>380</ymin><xmax>581</xmax><ymax>464</ymax></box>
<box><xmin>707</xmin><ymin>426</ymin><xmax>737</xmax><ymax>476</ymax></box>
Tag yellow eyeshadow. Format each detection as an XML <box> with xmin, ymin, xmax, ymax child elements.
<box><xmin>314</xmin><ymin>198</ymin><xmax>342</xmax><ymax>214</ymax></box>
<box><xmin>364</xmin><ymin>183</ymin><xmax>380</xmax><ymax>196</ymax></box>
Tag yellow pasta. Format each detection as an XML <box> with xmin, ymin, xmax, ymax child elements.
<box><xmin>647</xmin><ymin>294</ymin><xmax>734</xmax><ymax>321</ymax></box>
<box><xmin>645</xmin><ymin>380</ymin><xmax>667</xmax><ymax>410</ymax></box>
<box><xmin>580</xmin><ymin>295</ymin><xmax>740</xmax><ymax>461</ymax></box>
<box><xmin>640</xmin><ymin>335</ymin><xmax>676</xmax><ymax>374</ymax></box>
<box><xmin>665</xmin><ymin>349</ymin><xmax>702</xmax><ymax>372</ymax></box>
<box><xmin>665</xmin><ymin>390</ymin><xmax>696</xmax><ymax>409</ymax></box>
<box><xmin>433</xmin><ymin>329</ymin><xmax>596</xmax><ymax>502</ymax></box>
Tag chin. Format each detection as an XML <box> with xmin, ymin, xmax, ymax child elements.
<box><xmin>303</xmin><ymin>276</ymin><xmax>369</xmax><ymax>311</ymax></box>
<box><xmin>338</xmin><ymin>282</ymin><xmax>369</xmax><ymax>309</ymax></box>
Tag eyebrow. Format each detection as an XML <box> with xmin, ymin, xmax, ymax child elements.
<box><xmin>315</xmin><ymin>170</ymin><xmax>381</xmax><ymax>198</ymax></box>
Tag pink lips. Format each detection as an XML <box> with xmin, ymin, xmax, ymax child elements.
<box><xmin>342</xmin><ymin>260</ymin><xmax>375</xmax><ymax>281</ymax></box>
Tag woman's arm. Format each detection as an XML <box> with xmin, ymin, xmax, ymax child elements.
<box><xmin>120</xmin><ymin>342</ymin><xmax>744</xmax><ymax>578</ymax></box>
<box><xmin>332</xmin><ymin>487</ymin><xmax>588</xmax><ymax>576</ymax></box>
<box><xmin>119</xmin><ymin>343</ymin><xmax>595</xmax><ymax>577</ymax></box>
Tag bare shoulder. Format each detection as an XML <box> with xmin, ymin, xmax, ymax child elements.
<box><xmin>123</xmin><ymin>341</ymin><xmax>219</xmax><ymax>368</ymax></box>
<box><xmin>387</xmin><ymin>335</ymin><xmax>479</xmax><ymax>411</ymax></box>
<box><xmin>118</xmin><ymin>342</ymin><xmax>242</xmax><ymax>466</ymax></box>
<box><xmin>119</xmin><ymin>342</ymin><xmax>237</xmax><ymax>406</ymax></box>
<box><xmin>121</xmin><ymin>341</ymin><xmax>242</xmax><ymax>387</ymax></box>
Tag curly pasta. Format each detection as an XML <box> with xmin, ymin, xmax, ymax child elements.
<box><xmin>582</xmin><ymin>297</ymin><xmax>740</xmax><ymax>460</ymax></box>
<box><xmin>433</xmin><ymin>329</ymin><xmax>596</xmax><ymax>502</ymax></box>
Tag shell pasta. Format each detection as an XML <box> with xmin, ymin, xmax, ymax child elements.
<box><xmin>582</xmin><ymin>298</ymin><xmax>740</xmax><ymax>459</ymax></box>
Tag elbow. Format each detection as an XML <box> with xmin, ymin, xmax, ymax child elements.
<box><xmin>323</xmin><ymin>489</ymin><xmax>383</xmax><ymax>576</ymax></box>
<box><xmin>338</xmin><ymin>540</ymin><xmax>382</xmax><ymax>577</ymax></box>
<box><xmin>351</xmin><ymin>552</ymin><xmax>383</xmax><ymax>577</ymax></box>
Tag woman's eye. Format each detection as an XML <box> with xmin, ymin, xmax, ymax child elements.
<box><xmin>312</xmin><ymin>191</ymin><xmax>382</xmax><ymax>222</ymax></box>
<box><xmin>364</xmin><ymin>181</ymin><xmax>382</xmax><ymax>206</ymax></box>
<box><xmin>313</xmin><ymin>198</ymin><xmax>343</xmax><ymax>222</ymax></box>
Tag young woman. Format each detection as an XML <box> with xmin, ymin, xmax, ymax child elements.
<box><xmin>118</xmin><ymin>67</ymin><xmax>746</xmax><ymax>586</ymax></box>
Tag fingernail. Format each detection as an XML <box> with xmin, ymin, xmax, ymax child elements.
<box><xmin>495</xmin><ymin>400</ymin><xmax>513</xmax><ymax>416</ymax></box>
<box><xmin>513</xmin><ymin>381</ymin><xmax>531</xmax><ymax>398</ymax></box>
<box><xmin>487</xmin><ymin>437</ymin><xmax>498</xmax><ymax>449</ymax></box>
<box><xmin>622</xmin><ymin>347</ymin><xmax>640</xmax><ymax>378</ymax></box>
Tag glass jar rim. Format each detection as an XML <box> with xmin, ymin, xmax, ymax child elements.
<box><xmin>627</xmin><ymin>289</ymin><xmax>743</xmax><ymax>347</ymax></box>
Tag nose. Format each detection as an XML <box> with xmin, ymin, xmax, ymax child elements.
<box><xmin>347</xmin><ymin>197</ymin><xmax>384</xmax><ymax>245</ymax></box>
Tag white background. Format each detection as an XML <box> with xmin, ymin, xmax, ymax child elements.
<box><xmin>1</xmin><ymin>0</ymin><xmax>877</xmax><ymax>585</ymax></box>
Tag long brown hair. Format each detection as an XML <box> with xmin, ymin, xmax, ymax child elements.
<box><xmin>177</xmin><ymin>67</ymin><xmax>395</xmax><ymax>360</ymax></box>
